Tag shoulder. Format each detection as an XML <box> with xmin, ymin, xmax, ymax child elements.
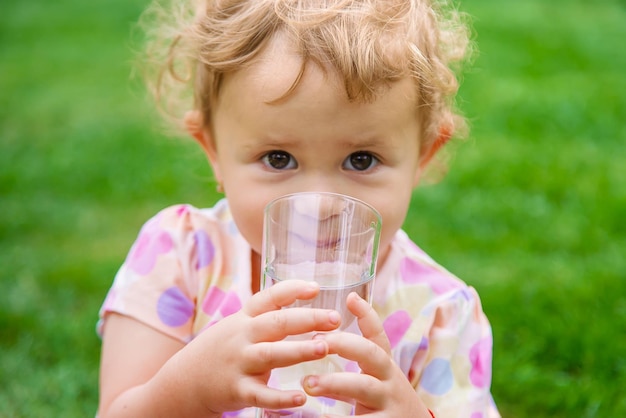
<box><xmin>99</xmin><ymin>200</ymin><xmax>242</xmax><ymax>342</ymax></box>
<box><xmin>376</xmin><ymin>230</ymin><xmax>492</xmax><ymax>334</ymax></box>
<box><xmin>379</xmin><ymin>232</ymin><xmax>497</xmax><ymax>413</ymax></box>
<box><xmin>143</xmin><ymin>199</ymin><xmax>232</xmax><ymax>231</ymax></box>
<box><xmin>123</xmin><ymin>200</ymin><xmax>239</xmax><ymax>274</ymax></box>
<box><xmin>388</xmin><ymin>229</ymin><xmax>469</xmax><ymax>296</ymax></box>
<box><xmin>392</xmin><ymin>232</ymin><xmax>492</xmax><ymax>337</ymax></box>
<box><xmin>133</xmin><ymin>200</ymin><xmax>236</xmax><ymax>246</ymax></box>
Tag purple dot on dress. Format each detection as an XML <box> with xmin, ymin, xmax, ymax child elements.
<box><xmin>471</xmin><ymin>413</ymin><xmax>484</xmax><ymax>418</ymax></box>
<box><xmin>396</xmin><ymin>341</ymin><xmax>421</xmax><ymax>376</ymax></box>
<box><xmin>420</xmin><ymin>358</ymin><xmax>454</xmax><ymax>396</ymax></box>
<box><xmin>319</xmin><ymin>397</ymin><xmax>336</xmax><ymax>407</ymax></box>
<box><xmin>418</xmin><ymin>336</ymin><xmax>429</xmax><ymax>351</ymax></box>
<box><xmin>157</xmin><ymin>287</ymin><xmax>195</xmax><ymax>327</ymax></box>
<box><xmin>194</xmin><ymin>230</ymin><xmax>215</xmax><ymax>269</ymax></box>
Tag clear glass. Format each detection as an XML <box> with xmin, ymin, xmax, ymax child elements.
<box><xmin>258</xmin><ymin>192</ymin><xmax>382</xmax><ymax>417</ymax></box>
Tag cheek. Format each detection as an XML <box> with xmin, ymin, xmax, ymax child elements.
<box><xmin>371</xmin><ymin>190</ymin><xmax>412</xmax><ymax>260</ymax></box>
<box><xmin>380</xmin><ymin>208</ymin><xmax>408</xmax><ymax>250</ymax></box>
<box><xmin>226</xmin><ymin>194</ymin><xmax>266</xmax><ymax>254</ymax></box>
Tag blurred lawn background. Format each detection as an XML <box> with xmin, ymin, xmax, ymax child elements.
<box><xmin>1</xmin><ymin>0</ymin><xmax>624</xmax><ymax>416</ymax></box>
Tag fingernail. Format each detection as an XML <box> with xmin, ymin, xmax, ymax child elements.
<box><xmin>293</xmin><ymin>394</ymin><xmax>306</xmax><ymax>405</ymax></box>
<box><xmin>351</xmin><ymin>291</ymin><xmax>365</xmax><ymax>303</ymax></box>
<box><xmin>313</xmin><ymin>340</ymin><xmax>326</xmax><ymax>356</ymax></box>
<box><xmin>304</xmin><ymin>375</ymin><xmax>319</xmax><ymax>388</ymax></box>
<box><xmin>328</xmin><ymin>311</ymin><xmax>340</xmax><ymax>325</ymax></box>
<box><xmin>306</xmin><ymin>282</ymin><xmax>319</xmax><ymax>291</ymax></box>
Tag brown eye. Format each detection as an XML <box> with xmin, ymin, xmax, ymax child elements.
<box><xmin>262</xmin><ymin>151</ymin><xmax>297</xmax><ymax>170</ymax></box>
<box><xmin>344</xmin><ymin>152</ymin><xmax>378</xmax><ymax>171</ymax></box>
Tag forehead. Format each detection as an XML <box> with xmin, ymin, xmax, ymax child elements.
<box><xmin>215</xmin><ymin>34</ymin><xmax>419</xmax><ymax>119</ymax></box>
<box><xmin>221</xmin><ymin>34</ymin><xmax>331</xmax><ymax>104</ymax></box>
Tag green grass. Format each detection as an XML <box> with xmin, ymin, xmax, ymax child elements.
<box><xmin>1</xmin><ymin>0</ymin><xmax>625</xmax><ymax>416</ymax></box>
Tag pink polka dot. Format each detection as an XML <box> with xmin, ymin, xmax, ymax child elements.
<box><xmin>383</xmin><ymin>310</ymin><xmax>412</xmax><ymax>349</ymax></box>
<box><xmin>201</xmin><ymin>288</ymin><xmax>242</xmax><ymax>318</ymax></box>
<box><xmin>345</xmin><ymin>360</ymin><xmax>360</xmax><ymax>373</ymax></box>
<box><xmin>176</xmin><ymin>205</ymin><xmax>189</xmax><ymax>216</ymax></box>
<box><xmin>469</xmin><ymin>337</ymin><xmax>493</xmax><ymax>388</ymax></box>
<box><xmin>399</xmin><ymin>257</ymin><xmax>460</xmax><ymax>294</ymax></box>
<box><xmin>220</xmin><ymin>291</ymin><xmax>242</xmax><ymax>317</ymax></box>
<box><xmin>202</xmin><ymin>286</ymin><xmax>226</xmax><ymax>315</ymax></box>
<box><xmin>471</xmin><ymin>413</ymin><xmax>484</xmax><ymax>418</ymax></box>
<box><xmin>127</xmin><ymin>225</ymin><xmax>173</xmax><ymax>275</ymax></box>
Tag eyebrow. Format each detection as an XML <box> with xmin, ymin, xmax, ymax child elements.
<box><xmin>339</xmin><ymin>136</ymin><xmax>390</xmax><ymax>149</ymax></box>
<box><xmin>241</xmin><ymin>135</ymin><xmax>391</xmax><ymax>151</ymax></box>
<box><xmin>257</xmin><ymin>138</ymin><xmax>301</xmax><ymax>148</ymax></box>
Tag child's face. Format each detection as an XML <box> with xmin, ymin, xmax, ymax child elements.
<box><xmin>203</xmin><ymin>36</ymin><xmax>422</xmax><ymax>265</ymax></box>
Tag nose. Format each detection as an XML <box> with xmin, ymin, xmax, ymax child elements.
<box><xmin>292</xmin><ymin>192</ymin><xmax>350</xmax><ymax>221</ymax></box>
<box><xmin>291</xmin><ymin>172</ymin><xmax>353</xmax><ymax>217</ymax></box>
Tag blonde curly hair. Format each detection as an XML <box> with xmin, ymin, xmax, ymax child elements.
<box><xmin>140</xmin><ymin>0</ymin><xmax>472</xmax><ymax>159</ymax></box>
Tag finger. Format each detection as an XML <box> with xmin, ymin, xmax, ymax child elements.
<box><xmin>315</xmin><ymin>332</ymin><xmax>392</xmax><ymax>379</ymax></box>
<box><xmin>243</xmin><ymin>339</ymin><xmax>329</xmax><ymax>373</ymax></box>
<box><xmin>245</xmin><ymin>280</ymin><xmax>320</xmax><ymax>316</ymax></box>
<box><xmin>239</xmin><ymin>380</ymin><xmax>307</xmax><ymax>411</ymax></box>
<box><xmin>249</xmin><ymin>307</ymin><xmax>341</xmax><ymax>342</ymax></box>
<box><xmin>347</xmin><ymin>291</ymin><xmax>391</xmax><ymax>354</ymax></box>
<box><xmin>302</xmin><ymin>372</ymin><xmax>384</xmax><ymax>410</ymax></box>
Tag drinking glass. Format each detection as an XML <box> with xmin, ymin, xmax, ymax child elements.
<box><xmin>258</xmin><ymin>192</ymin><xmax>381</xmax><ymax>417</ymax></box>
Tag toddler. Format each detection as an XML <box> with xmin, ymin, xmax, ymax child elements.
<box><xmin>98</xmin><ymin>0</ymin><xmax>501</xmax><ymax>417</ymax></box>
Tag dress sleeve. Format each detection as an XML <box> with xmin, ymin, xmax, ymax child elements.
<box><xmin>412</xmin><ymin>287</ymin><xmax>500</xmax><ymax>418</ymax></box>
<box><xmin>97</xmin><ymin>205</ymin><xmax>204</xmax><ymax>343</ymax></box>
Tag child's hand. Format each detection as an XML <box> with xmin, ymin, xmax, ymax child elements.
<box><xmin>176</xmin><ymin>279</ymin><xmax>341</xmax><ymax>415</ymax></box>
<box><xmin>301</xmin><ymin>292</ymin><xmax>433</xmax><ymax>417</ymax></box>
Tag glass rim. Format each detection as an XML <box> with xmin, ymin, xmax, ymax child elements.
<box><xmin>264</xmin><ymin>191</ymin><xmax>382</xmax><ymax>226</ymax></box>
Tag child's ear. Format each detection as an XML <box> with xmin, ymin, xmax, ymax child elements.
<box><xmin>413</xmin><ymin>125</ymin><xmax>453</xmax><ymax>185</ymax></box>
<box><xmin>184</xmin><ymin>110</ymin><xmax>223</xmax><ymax>184</ymax></box>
